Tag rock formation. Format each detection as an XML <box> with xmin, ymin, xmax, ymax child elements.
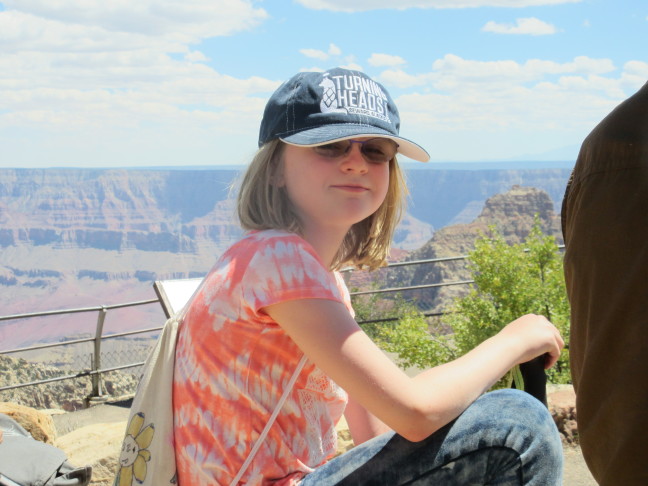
<box><xmin>548</xmin><ymin>385</ymin><xmax>579</xmax><ymax>445</ymax></box>
<box><xmin>0</xmin><ymin>167</ymin><xmax>571</xmax><ymax>349</ymax></box>
<box><xmin>386</xmin><ymin>185</ymin><xmax>563</xmax><ymax>311</ymax></box>
<box><xmin>0</xmin><ymin>354</ymin><xmax>140</xmax><ymax>411</ymax></box>
<box><xmin>0</xmin><ymin>401</ymin><xmax>57</xmax><ymax>444</ymax></box>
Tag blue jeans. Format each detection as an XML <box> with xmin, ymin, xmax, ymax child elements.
<box><xmin>301</xmin><ymin>389</ymin><xmax>563</xmax><ymax>485</ymax></box>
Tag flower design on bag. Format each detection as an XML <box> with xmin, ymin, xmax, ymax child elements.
<box><xmin>116</xmin><ymin>412</ymin><xmax>155</xmax><ymax>486</ymax></box>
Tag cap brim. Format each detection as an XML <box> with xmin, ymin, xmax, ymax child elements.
<box><xmin>281</xmin><ymin>125</ymin><xmax>430</xmax><ymax>162</ymax></box>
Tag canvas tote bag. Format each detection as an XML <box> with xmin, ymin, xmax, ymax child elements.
<box><xmin>113</xmin><ymin>313</ymin><xmax>181</xmax><ymax>486</ymax></box>
<box><xmin>113</xmin><ymin>311</ymin><xmax>307</xmax><ymax>486</ymax></box>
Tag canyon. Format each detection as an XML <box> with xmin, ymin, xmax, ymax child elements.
<box><xmin>0</xmin><ymin>165</ymin><xmax>572</xmax><ymax>349</ymax></box>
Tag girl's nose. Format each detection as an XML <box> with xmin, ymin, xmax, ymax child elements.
<box><xmin>340</xmin><ymin>144</ymin><xmax>368</xmax><ymax>172</ymax></box>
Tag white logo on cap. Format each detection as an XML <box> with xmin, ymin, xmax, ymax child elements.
<box><xmin>319</xmin><ymin>72</ymin><xmax>390</xmax><ymax>123</ymax></box>
<box><xmin>319</xmin><ymin>75</ymin><xmax>347</xmax><ymax>114</ymax></box>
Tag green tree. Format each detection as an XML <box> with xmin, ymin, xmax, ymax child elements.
<box><xmin>375</xmin><ymin>217</ymin><xmax>571</xmax><ymax>385</ymax></box>
<box><xmin>351</xmin><ymin>284</ymin><xmax>417</xmax><ymax>342</ymax></box>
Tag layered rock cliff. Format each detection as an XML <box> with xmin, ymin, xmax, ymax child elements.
<box><xmin>385</xmin><ymin>185</ymin><xmax>563</xmax><ymax>311</ymax></box>
<box><xmin>0</xmin><ymin>167</ymin><xmax>570</xmax><ymax>349</ymax></box>
<box><xmin>0</xmin><ymin>354</ymin><xmax>139</xmax><ymax>411</ymax></box>
<box><xmin>0</xmin><ymin>169</ymin><xmax>242</xmax><ymax>251</ymax></box>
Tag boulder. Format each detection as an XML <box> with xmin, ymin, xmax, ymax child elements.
<box><xmin>547</xmin><ymin>385</ymin><xmax>578</xmax><ymax>446</ymax></box>
<box><xmin>0</xmin><ymin>401</ymin><xmax>57</xmax><ymax>444</ymax></box>
<box><xmin>54</xmin><ymin>421</ymin><xmax>125</xmax><ymax>486</ymax></box>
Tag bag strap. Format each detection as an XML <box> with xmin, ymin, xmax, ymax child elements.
<box><xmin>228</xmin><ymin>354</ymin><xmax>308</xmax><ymax>486</ymax></box>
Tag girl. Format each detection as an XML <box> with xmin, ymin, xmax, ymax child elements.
<box><xmin>172</xmin><ymin>67</ymin><xmax>564</xmax><ymax>485</ymax></box>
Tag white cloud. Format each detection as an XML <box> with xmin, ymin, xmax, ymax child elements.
<box><xmin>621</xmin><ymin>61</ymin><xmax>648</xmax><ymax>90</ymax></box>
<box><xmin>0</xmin><ymin>0</ymin><xmax>640</xmax><ymax>166</ymax></box>
<box><xmin>380</xmin><ymin>53</ymin><xmax>644</xmax><ymax>162</ymax></box>
<box><xmin>623</xmin><ymin>60</ymin><xmax>648</xmax><ymax>77</ymax></box>
<box><xmin>185</xmin><ymin>51</ymin><xmax>209</xmax><ymax>62</ymax></box>
<box><xmin>1</xmin><ymin>0</ymin><xmax>268</xmax><ymax>39</ymax></box>
<box><xmin>0</xmin><ymin>10</ymin><xmax>183</xmax><ymax>54</ymax></box>
<box><xmin>378</xmin><ymin>69</ymin><xmax>429</xmax><ymax>88</ymax></box>
<box><xmin>299</xmin><ymin>48</ymin><xmax>330</xmax><ymax>60</ymax></box>
<box><xmin>328</xmin><ymin>43</ymin><xmax>342</xmax><ymax>56</ymax></box>
<box><xmin>310</xmin><ymin>55</ymin><xmax>362</xmax><ymax>71</ymax></box>
<box><xmin>428</xmin><ymin>54</ymin><xmax>614</xmax><ymax>87</ymax></box>
<box><xmin>0</xmin><ymin>72</ymin><xmax>279</xmax><ymax>129</ymax></box>
<box><xmin>300</xmin><ymin>43</ymin><xmax>342</xmax><ymax>61</ymax></box>
<box><xmin>482</xmin><ymin>17</ymin><xmax>557</xmax><ymax>35</ymax></box>
<box><xmin>0</xmin><ymin>0</ymin><xmax>277</xmax><ymax>146</ymax></box>
<box><xmin>295</xmin><ymin>0</ymin><xmax>581</xmax><ymax>13</ymax></box>
<box><xmin>368</xmin><ymin>53</ymin><xmax>406</xmax><ymax>68</ymax></box>
<box><xmin>339</xmin><ymin>62</ymin><xmax>364</xmax><ymax>71</ymax></box>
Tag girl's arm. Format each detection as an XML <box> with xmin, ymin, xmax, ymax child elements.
<box><xmin>264</xmin><ymin>299</ymin><xmax>563</xmax><ymax>443</ymax></box>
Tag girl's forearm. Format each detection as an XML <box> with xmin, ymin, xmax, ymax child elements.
<box><xmin>403</xmin><ymin>334</ymin><xmax>520</xmax><ymax>440</ymax></box>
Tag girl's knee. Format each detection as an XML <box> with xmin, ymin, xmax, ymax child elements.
<box><xmin>470</xmin><ymin>389</ymin><xmax>560</xmax><ymax>449</ymax></box>
<box><xmin>477</xmin><ymin>390</ymin><xmax>564</xmax><ymax>482</ymax></box>
<box><xmin>478</xmin><ymin>388</ymin><xmax>551</xmax><ymax>421</ymax></box>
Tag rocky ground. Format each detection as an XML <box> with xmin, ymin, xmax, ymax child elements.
<box><xmin>33</xmin><ymin>386</ymin><xmax>595</xmax><ymax>486</ymax></box>
<box><xmin>1</xmin><ymin>350</ymin><xmax>594</xmax><ymax>485</ymax></box>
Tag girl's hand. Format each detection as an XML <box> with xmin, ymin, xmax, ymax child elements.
<box><xmin>497</xmin><ymin>314</ymin><xmax>565</xmax><ymax>369</ymax></box>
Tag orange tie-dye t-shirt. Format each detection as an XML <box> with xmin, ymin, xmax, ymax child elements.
<box><xmin>173</xmin><ymin>230</ymin><xmax>351</xmax><ymax>486</ymax></box>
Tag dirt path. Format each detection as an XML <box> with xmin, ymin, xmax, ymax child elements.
<box><xmin>564</xmin><ymin>445</ymin><xmax>597</xmax><ymax>485</ymax></box>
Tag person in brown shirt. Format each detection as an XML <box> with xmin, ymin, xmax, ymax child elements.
<box><xmin>562</xmin><ymin>80</ymin><xmax>648</xmax><ymax>485</ymax></box>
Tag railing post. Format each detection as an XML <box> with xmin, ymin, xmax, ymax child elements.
<box><xmin>90</xmin><ymin>306</ymin><xmax>108</xmax><ymax>399</ymax></box>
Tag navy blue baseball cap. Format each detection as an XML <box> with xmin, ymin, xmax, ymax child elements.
<box><xmin>258</xmin><ymin>67</ymin><xmax>430</xmax><ymax>162</ymax></box>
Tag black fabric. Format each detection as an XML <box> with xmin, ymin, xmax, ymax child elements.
<box><xmin>517</xmin><ymin>356</ymin><xmax>548</xmax><ymax>407</ymax></box>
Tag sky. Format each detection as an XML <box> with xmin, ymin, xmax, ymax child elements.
<box><xmin>0</xmin><ymin>0</ymin><xmax>646</xmax><ymax>168</ymax></box>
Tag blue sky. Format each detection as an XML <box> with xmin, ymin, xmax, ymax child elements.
<box><xmin>0</xmin><ymin>0</ymin><xmax>646</xmax><ymax>168</ymax></box>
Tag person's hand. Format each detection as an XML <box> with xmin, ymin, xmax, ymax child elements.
<box><xmin>497</xmin><ymin>314</ymin><xmax>565</xmax><ymax>369</ymax></box>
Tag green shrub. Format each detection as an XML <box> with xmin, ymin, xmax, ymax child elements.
<box><xmin>361</xmin><ymin>217</ymin><xmax>571</xmax><ymax>386</ymax></box>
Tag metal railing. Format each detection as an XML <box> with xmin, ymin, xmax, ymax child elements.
<box><xmin>6</xmin><ymin>241</ymin><xmax>568</xmax><ymax>406</ymax></box>
<box><xmin>0</xmin><ymin>299</ymin><xmax>162</xmax><ymax>398</ymax></box>
<box><xmin>0</xmin><ymin>254</ymin><xmax>472</xmax><ymax>403</ymax></box>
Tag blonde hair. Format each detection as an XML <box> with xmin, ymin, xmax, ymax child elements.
<box><xmin>237</xmin><ymin>140</ymin><xmax>408</xmax><ymax>271</ymax></box>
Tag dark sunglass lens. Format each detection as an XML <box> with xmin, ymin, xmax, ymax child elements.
<box><xmin>313</xmin><ymin>141</ymin><xmax>350</xmax><ymax>158</ymax></box>
<box><xmin>362</xmin><ymin>139</ymin><xmax>397</xmax><ymax>163</ymax></box>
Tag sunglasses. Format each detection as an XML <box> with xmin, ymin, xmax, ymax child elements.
<box><xmin>312</xmin><ymin>138</ymin><xmax>399</xmax><ymax>164</ymax></box>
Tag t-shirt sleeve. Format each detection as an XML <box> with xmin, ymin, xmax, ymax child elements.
<box><xmin>240</xmin><ymin>234</ymin><xmax>345</xmax><ymax>313</ymax></box>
